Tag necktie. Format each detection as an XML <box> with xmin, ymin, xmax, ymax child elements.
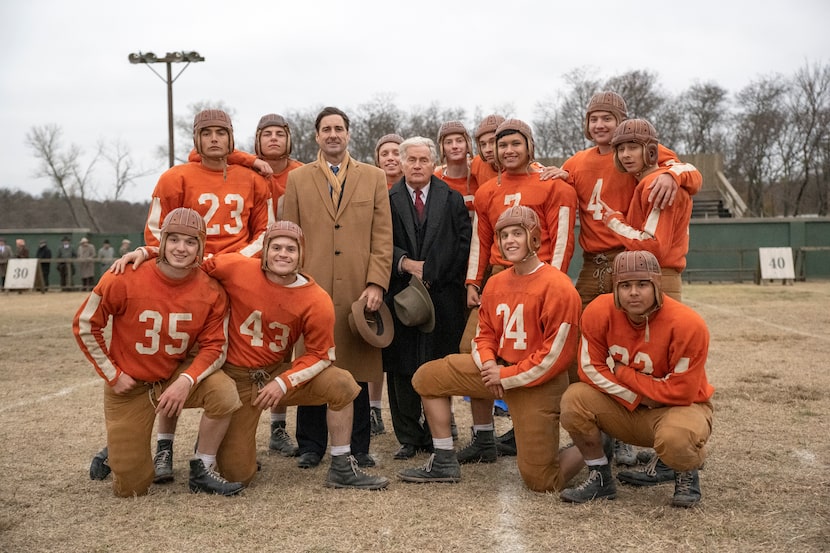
<box><xmin>414</xmin><ymin>189</ymin><xmax>425</xmax><ymax>223</ymax></box>
<box><xmin>330</xmin><ymin>165</ymin><xmax>341</xmax><ymax>206</ymax></box>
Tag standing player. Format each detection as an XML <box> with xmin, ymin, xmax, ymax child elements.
<box><xmin>398</xmin><ymin>206</ymin><xmax>584</xmax><ymax>492</ymax></box>
<box><xmin>601</xmin><ymin>119</ymin><xmax>698</xmax><ymax>300</ymax></box>
<box><xmin>368</xmin><ymin>132</ymin><xmax>405</xmax><ymax>437</ymax></box>
<box><xmin>146</xmin><ymin>109</ymin><xmax>273</xmax><ymax>258</ymax></box>
<box><xmin>559</xmin><ymin>250</ymin><xmax>714</xmax><ymax>507</ymax></box>
<box><xmin>376</xmin><ymin>133</ymin><xmax>404</xmax><ymax>189</ymax></box>
<box><xmin>469</xmin><ymin>114</ymin><xmax>504</xmax><ymax>189</ymax></box>
<box><xmin>74</xmin><ymin>208</ymin><xmax>243</xmax><ymax>497</ymax></box>
<box><xmin>434</xmin><ymin>120</ymin><xmax>478</xmax><ymax>213</ymax></box>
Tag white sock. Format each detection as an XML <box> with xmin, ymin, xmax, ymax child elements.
<box><xmin>433</xmin><ymin>437</ymin><xmax>454</xmax><ymax>451</ymax></box>
<box><xmin>195</xmin><ymin>452</ymin><xmax>217</xmax><ymax>471</ymax></box>
<box><xmin>585</xmin><ymin>457</ymin><xmax>609</xmax><ymax>467</ymax></box>
<box><xmin>472</xmin><ymin>423</ymin><xmax>494</xmax><ymax>434</ymax></box>
<box><xmin>370</xmin><ymin>400</ymin><xmax>382</xmax><ymax>409</ymax></box>
<box><xmin>270</xmin><ymin>413</ymin><xmax>287</xmax><ymax>423</ymax></box>
<box><xmin>330</xmin><ymin>445</ymin><xmax>350</xmax><ymax>457</ymax></box>
<box><xmin>157</xmin><ymin>433</ymin><xmax>175</xmax><ymax>442</ymax></box>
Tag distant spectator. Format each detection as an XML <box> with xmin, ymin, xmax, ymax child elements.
<box><xmin>98</xmin><ymin>240</ymin><xmax>115</xmax><ymax>273</ymax></box>
<box><xmin>56</xmin><ymin>236</ymin><xmax>76</xmax><ymax>291</ymax></box>
<box><xmin>0</xmin><ymin>237</ymin><xmax>10</xmax><ymax>289</ymax></box>
<box><xmin>15</xmin><ymin>239</ymin><xmax>29</xmax><ymax>259</ymax></box>
<box><xmin>36</xmin><ymin>240</ymin><xmax>52</xmax><ymax>293</ymax></box>
<box><xmin>119</xmin><ymin>239</ymin><xmax>132</xmax><ymax>257</ymax></box>
<box><xmin>13</xmin><ymin>239</ymin><xmax>29</xmax><ymax>294</ymax></box>
<box><xmin>77</xmin><ymin>237</ymin><xmax>97</xmax><ymax>291</ymax></box>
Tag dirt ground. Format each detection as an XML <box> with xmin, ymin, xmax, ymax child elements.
<box><xmin>0</xmin><ymin>282</ymin><xmax>828</xmax><ymax>553</ymax></box>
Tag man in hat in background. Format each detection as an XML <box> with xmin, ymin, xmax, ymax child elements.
<box><xmin>77</xmin><ymin>237</ymin><xmax>96</xmax><ymax>291</ymax></box>
<box><xmin>383</xmin><ymin>136</ymin><xmax>471</xmax><ymax>460</ymax></box>
<box><xmin>118</xmin><ymin>239</ymin><xmax>132</xmax><ymax>257</ymax></box>
<box><xmin>36</xmin><ymin>240</ymin><xmax>52</xmax><ymax>293</ymax></box>
<box><xmin>283</xmin><ymin>106</ymin><xmax>393</xmax><ymax>469</ymax></box>
<box><xmin>56</xmin><ymin>236</ymin><xmax>76</xmax><ymax>291</ymax></box>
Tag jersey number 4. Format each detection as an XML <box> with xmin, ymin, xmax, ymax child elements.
<box><xmin>240</xmin><ymin>310</ymin><xmax>290</xmax><ymax>353</ymax></box>
<box><xmin>495</xmin><ymin>303</ymin><xmax>527</xmax><ymax>350</ymax></box>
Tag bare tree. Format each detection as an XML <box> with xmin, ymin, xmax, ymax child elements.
<box><xmin>401</xmin><ymin>103</ymin><xmax>467</xmax><ymax>146</ymax></box>
<box><xmin>25</xmin><ymin>124</ymin><xmax>102</xmax><ymax>230</ymax></box>
<box><xmin>532</xmin><ymin>68</ymin><xmax>600</xmax><ymax>159</ymax></box>
<box><xmin>285</xmin><ymin>107</ymin><xmax>322</xmax><ymax>163</ymax></box>
<box><xmin>605</xmin><ymin>69</ymin><xmax>666</xmax><ymax>121</ymax></box>
<box><xmin>102</xmin><ymin>138</ymin><xmax>154</xmax><ymax>201</ymax></box>
<box><xmin>787</xmin><ymin>62</ymin><xmax>830</xmax><ymax>216</ymax></box>
<box><xmin>350</xmin><ymin>94</ymin><xmax>405</xmax><ymax>163</ymax></box>
<box><xmin>729</xmin><ymin>76</ymin><xmax>789</xmax><ymax>215</ymax></box>
<box><xmin>675</xmin><ymin>81</ymin><xmax>730</xmax><ymax>154</ymax></box>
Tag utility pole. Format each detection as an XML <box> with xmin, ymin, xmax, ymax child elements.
<box><xmin>127</xmin><ymin>51</ymin><xmax>205</xmax><ymax>167</ymax></box>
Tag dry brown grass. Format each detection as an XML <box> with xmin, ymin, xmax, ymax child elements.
<box><xmin>1</xmin><ymin>282</ymin><xmax>828</xmax><ymax>553</ymax></box>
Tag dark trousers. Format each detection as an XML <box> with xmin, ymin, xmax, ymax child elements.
<box><xmin>296</xmin><ymin>381</ymin><xmax>371</xmax><ymax>456</ymax></box>
<box><xmin>387</xmin><ymin>371</ymin><xmax>431</xmax><ymax>448</ymax></box>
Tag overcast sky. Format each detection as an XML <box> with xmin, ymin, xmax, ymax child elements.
<box><xmin>2</xmin><ymin>0</ymin><xmax>828</xmax><ymax>204</ymax></box>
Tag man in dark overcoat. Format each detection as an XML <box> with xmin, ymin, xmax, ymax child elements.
<box><xmin>383</xmin><ymin>136</ymin><xmax>471</xmax><ymax>460</ymax></box>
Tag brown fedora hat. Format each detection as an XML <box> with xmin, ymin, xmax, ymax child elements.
<box><xmin>348</xmin><ymin>297</ymin><xmax>395</xmax><ymax>348</ymax></box>
<box><xmin>393</xmin><ymin>276</ymin><xmax>435</xmax><ymax>333</ymax></box>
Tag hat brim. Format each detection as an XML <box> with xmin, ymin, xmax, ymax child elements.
<box><xmin>348</xmin><ymin>297</ymin><xmax>395</xmax><ymax>348</ymax></box>
<box><xmin>398</xmin><ymin>276</ymin><xmax>435</xmax><ymax>333</ymax></box>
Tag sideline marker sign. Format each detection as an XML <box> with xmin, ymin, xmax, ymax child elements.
<box><xmin>757</xmin><ymin>247</ymin><xmax>794</xmax><ymax>284</ymax></box>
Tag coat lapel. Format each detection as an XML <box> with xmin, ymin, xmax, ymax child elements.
<box><xmin>311</xmin><ymin>162</ymin><xmax>337</xmax><ymax>219</ymax></box>
<box><xmin>390</xmin><ymin>180</ymin><xmax>418</xmax><ymax>251</ymax></box>
<box><xmin>420</xmin><ymin>177</ymin><xmax>447</xmax><ymax>253</ymax></box>
<box><xmin>335</xmin><ymin>159</ymin><xmax>360</xmax><ymax>219</ymax></box>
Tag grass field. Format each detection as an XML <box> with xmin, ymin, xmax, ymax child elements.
<box><xmin>1</xmin><ymin>282</ymin><xmax>828</xmax><ymax>552</ymax></box>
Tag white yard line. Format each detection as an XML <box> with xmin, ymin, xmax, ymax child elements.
<box><xmin>0</xmin><ymin>324</ymin><xmax>71</xmax><ymax>338</ymax></box>
<box><xmin>686</xmin><ymin>299</ymin><xmax>830</xmax><ymax>342</ymax></box>
<box><xmin>0</xmin><ymin>378</ymin><xmax>99</xmax><ymax>413</ymax></box>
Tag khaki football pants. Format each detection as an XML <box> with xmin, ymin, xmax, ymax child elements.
<box><xmin>413</xmin><ymin>353</ymin><xmax>570</xmax><ymax>493</ymax></box>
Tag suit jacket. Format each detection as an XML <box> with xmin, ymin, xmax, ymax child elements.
<box><xmin>283</xmin><ymin>155</ymin><xmax>393</xmax><ymax>382</ymax></box>
<box><xmin>383</xmin><ymin>176</ymin><xmax>471</xmax><ymax>375</ymax></box>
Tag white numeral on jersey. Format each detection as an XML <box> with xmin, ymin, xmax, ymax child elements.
<box><xmin>240</xmin><ymin>310</ymin><xmax>291</xmax><ymax>353</ymax></box>
<box><xmin>607</xmin><ymin>345</ymin><xmax>654</xmax><ymax>374</ymax></box>
<box><xmin>198</xmin><ymin>193</ymin><xmax>245</xmax><ymax>236</ymax></box>
<box><xmin>503</xmin><ymin>193</ymin><xmax>522</xmax><ymax>207</ymax></box>
<box><xmin>135</xmin><ymin>310</ymin><xmax>192</xmax><ymax>355</ymax></box>
<box><xmin>495</xmin><ymin>303</ymin><xmax>527</xmax><ymax>350</ymax></box>
<box><xmin>586</xmin><ymin>179</ymin><xmax>605</xmax><ymax>220</ymax></box>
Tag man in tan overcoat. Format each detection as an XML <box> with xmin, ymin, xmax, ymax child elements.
<box><xmin>283</xmin><ymin>106</ymin><xmax>393</xmax><ymax>469</ymax></box>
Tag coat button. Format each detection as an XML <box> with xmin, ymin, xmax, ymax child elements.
<box><xmin>334</xmin><ymin>224</ymin><xmax>341</xmax><ymax>229</ymax></box>
<box><xmin>335</xmin><ymin>250</ymin><xmax>341</xmax><ymax>255</ymax></box>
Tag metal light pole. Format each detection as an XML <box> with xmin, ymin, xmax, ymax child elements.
<box><xmin>128</xmin><ymin>51</ymin><xmax>205</xmax><ymax>168</ymax></box>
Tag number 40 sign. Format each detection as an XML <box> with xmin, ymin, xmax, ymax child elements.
<box><xmin>757</xmin><ymin>247</ymin><xmax>795</xmax><ymax>282</ymax></box>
